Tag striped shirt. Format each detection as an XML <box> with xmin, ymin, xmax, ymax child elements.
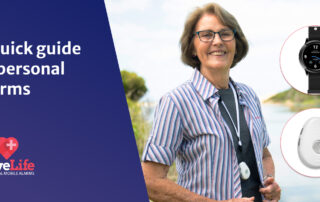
<box><xmin>141</xmin><ymin>69</ymin><xmax>270</xmax><ymax>200</ymax></box>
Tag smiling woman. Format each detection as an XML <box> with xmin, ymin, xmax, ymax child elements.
<box><xmin>141</xmin><ymin>3</ymin><xmax>281</xmax><ymax>202</ymax></box>
<box><xmin>192</xmin><ymin>13</ymin><xmax>236</xmax><ymax>89</ymax></box>
<box><xmin>180</xmin><ymin>3</ymin><xmax>248</xmax><ymax>70</ymax></box>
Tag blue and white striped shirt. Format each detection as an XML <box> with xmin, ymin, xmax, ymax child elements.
<box><xmin>142</xmin><ymin>69</ymin><xmax>270</xmax><ymax>200</ymax></box>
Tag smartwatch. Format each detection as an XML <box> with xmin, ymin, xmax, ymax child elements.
<box><xmin>299</xmin><ymin>26</ymin><xmax>320</xmax><ymax>94</ymax></box>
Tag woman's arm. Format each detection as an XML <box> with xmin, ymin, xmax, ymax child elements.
<box><xmin>261</xmin><ymin>148</ymin><xmax>275</xmax><ymax>177</ymax></box>
<box><xmin>259</xmin><ymin>148</ymin><xmax>281</xmax><ymax>201</ymax></box>
<box><xmin>142</xmin><ymin>161</ymin><xmax>254</xmax><ymax>202</ymax></box>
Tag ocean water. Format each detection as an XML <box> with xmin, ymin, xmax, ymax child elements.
<box><xmin>262</xmin><ymin>104</ymin><xmax>320</xmax><ymax>202</ymax></box>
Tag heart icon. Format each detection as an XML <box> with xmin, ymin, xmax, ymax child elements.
<box><xmin>0</xmin><ymin>137</ymin><xmax>19</xmax><ymax>160</ymax></box>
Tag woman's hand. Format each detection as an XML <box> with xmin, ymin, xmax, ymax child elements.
<box><xmin>259</xmin><ymin>176</ymin><xmax>281</xmax><ymax>201</ymax></box>
<box><xmin>225</xmin><ymin>197</ymin><xmax>255</xmax><ymax>202</ymax></box>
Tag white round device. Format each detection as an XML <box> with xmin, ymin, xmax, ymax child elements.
<box><xmin>298</xmin><ymin>117</ymin><xmax>320</xmax><ymax>168</ymax></box>
<box><xmin>239</xmin><ymin>161</ymin><xmax>250</xmax><ymax>180</ymax></box>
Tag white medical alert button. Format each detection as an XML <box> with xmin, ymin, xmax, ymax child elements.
<box><xmin>312</xmin><ymin>140</ymin><xmax>320</xmax><ymax>154</ymax></box>
<box><xmin>298</xmin><ymin>117</ymin><xmax>320</xmax><ymax>168</ymax></box>
<box><xmin>239</xmin><ymin>162</ymin><xmax>250</xmax><ymax>180</ymax></box>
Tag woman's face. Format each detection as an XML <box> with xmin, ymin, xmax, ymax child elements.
<box><xmin>193</xmin><ymin>14</ymin><xmax>236</xmax><ymax>72</ymax></box>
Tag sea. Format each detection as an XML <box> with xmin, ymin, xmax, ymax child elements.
<box><xmin>262</xmin><ymin>104</ymin><xmax>320</xmax><ymax>202</ymax></box>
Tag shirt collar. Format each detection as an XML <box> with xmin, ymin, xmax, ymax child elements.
<box><xmin>191</xmin><ymin>68</ymin><xmax>218</xmax><ymax>101</ymax></box>
<box><xmin>190</xmin><ymin>68</ymin><xmax>249</xmax><ymax>102</ymax></box>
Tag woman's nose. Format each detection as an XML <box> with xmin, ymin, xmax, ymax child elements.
<box><xmin>211</xmin><ymin>33</ymin><xmax>223</xmax><ymax>46</ymax></box>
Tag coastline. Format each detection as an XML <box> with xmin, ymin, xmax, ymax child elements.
<box><xmin>263</xmin><ymin>99</ymin><xmax>318</xmax><ymax>112</ymax></box>
<box><xmin>262</xmin><ymin>88</ymin><xmax>320</xmax><ymax>112</ymax></box>
<box><xmin>263</xmin><ymin>99</ymin><xmax>294</xmax><ymax>108</ymax></box>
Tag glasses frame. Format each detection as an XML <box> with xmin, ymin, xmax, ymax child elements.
<box><xmin>194</xmin><ymin>29</ymin><xmax>236</xmax><ymax>42</ymax></box>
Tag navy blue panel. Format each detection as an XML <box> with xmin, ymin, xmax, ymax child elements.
<box><xmin>0</xmin><ymin>1</ymin><xmax>148</xmax><ymax>201</ymax></box>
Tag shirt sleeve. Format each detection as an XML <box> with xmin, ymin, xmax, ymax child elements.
<box><xmin>141</xmin><ymin>94</ymin><xmax>183</xmax><ymax>166</ymax></box>
<box><xmin>255</xmin><ymin>95</ymin><xmax>270</xmax><ymax>148</ymax></box>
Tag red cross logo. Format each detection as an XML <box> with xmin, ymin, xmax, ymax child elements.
<box><xmin>0</xmin><ymin>137</ymin><xmax>19</xmax><ymax>160</ymax></box>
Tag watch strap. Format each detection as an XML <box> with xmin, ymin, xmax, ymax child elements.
<box><xmin>308</xmin><ymin>72</ymin><xmax>320</xmax><ymax>94</ymax></box>
<box><xmin>309</xmin><ymin>26</ymin><xmax>320</xmax><ymax>40</ymax></box>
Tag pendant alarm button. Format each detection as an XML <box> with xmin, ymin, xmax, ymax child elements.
<box><xmin>298</xmin><ymin>117</ymin><xmax>320</xmax><ymax>168</ymax></box>
<box><xmin>312</xmin><ymin>140</ymin><xmax>320</xmax><ymax>154</ymax></box>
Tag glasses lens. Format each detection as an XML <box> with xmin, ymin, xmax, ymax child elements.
<box><xmin>220</xmin><ymin>30</ymin><xmax>234</xmax><ymax>41</ymax></box>
<box><xmin>198</xmin><ymin>31</ymin><xmax>214</xmax><ymax>42</ymax></box>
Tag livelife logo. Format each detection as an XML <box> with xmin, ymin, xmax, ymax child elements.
<box><xmin>0</xmin><ymin>137</ymin><xmax>35</xmax><ymax>176</ymax></box>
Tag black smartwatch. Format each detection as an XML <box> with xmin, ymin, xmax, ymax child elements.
<box><xmin>299</xmin><ymin>26</ymin><xmax>320</xmax><ymax>94</ymax></box>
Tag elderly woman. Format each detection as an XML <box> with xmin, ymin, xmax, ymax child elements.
<box><xmin>141</xmin><ymin>3</ymin><xmax>281</xmax><ymax>202</ymax></box>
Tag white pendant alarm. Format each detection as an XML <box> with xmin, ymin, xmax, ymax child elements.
<box><xmin>298</xmin><ymin>117</ymin><xmax>320</xmax><ymax>168</ymax></box>
<box><xmin>239</xmin><ymin>161</ymin><xmax>250</xmax><ymax>180</ymax></box>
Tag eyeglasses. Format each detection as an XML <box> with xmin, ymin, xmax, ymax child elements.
<box><xmin>195</xmin><ymin>29</ymin><xmax>236</xmax><ymax>42</ymax></box>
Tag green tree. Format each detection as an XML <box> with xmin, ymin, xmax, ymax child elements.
<box><xmin>121</xmin><ymin>70</ymin><xmax>147</xmax><ymax>101</ymax></box>
<box><xmin>126</xmin><ymin>98</ymin><xmax>151</xmax><ymax>156</ymax></box>
<box><xmin>121</xmin><ymin>70</ymin><xmax>178</xmax><ymax>181</ymax></box>
<box><xmin>121</xmin><ymin>70</ymin><xmax>149</xmax><ymax>156</ymax></box>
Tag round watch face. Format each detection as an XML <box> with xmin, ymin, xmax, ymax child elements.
<box><xmin>300</xmin><ymin>41</ymin><xmax>320</xmax><ymax>73</ymax></box>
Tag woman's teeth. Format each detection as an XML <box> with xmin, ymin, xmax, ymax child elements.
<box><xmin>210</xmin><ymin>51</ymin><xmax>225</xmax><ymax>56</ymax></box>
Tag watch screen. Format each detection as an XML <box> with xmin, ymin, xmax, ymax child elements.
<box><xmin>302</xmin><ymin>43</ymin><xmax>320</xmax><ymax>71</ymax></box>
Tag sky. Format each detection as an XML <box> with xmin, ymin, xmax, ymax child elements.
<box><xmin>105</xmin><ymin>0</ymin><xmax>320</xmax><ymax>102</ymax></box>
